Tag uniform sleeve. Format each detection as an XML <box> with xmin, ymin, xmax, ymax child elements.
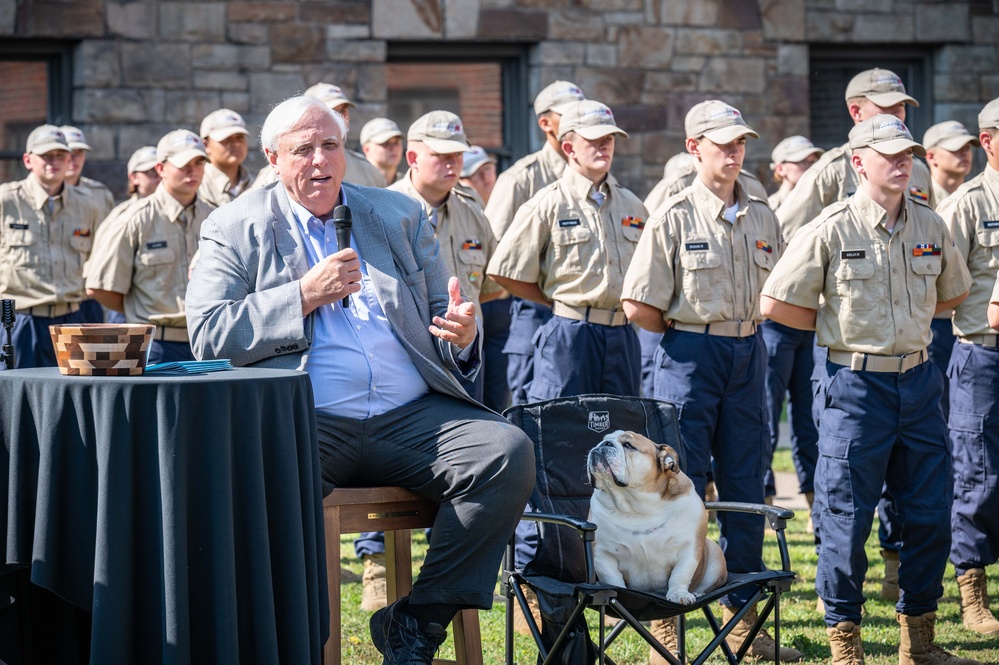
<box><xmin>484</xmin><ymin>171</ymin><xmax>533</xmax><ymax>240</ymax></box>
<box><xmin>621</xmin><ymin>211</ymin><xmax>677</xmax><ymax>313</ymax></box>
<box><xmin>486</xmin><ymin>196</ymin><xmax>549</xmax><ymax>285</ymax></box>
<box><xmin>84</xmin><ymin>213</ymin><xmax>138</xmax><ymax>294</ymax></box>
<box><xmin>776</xmin><ymin>159</ymin><xmax>842</xmax><ymax>241</ymax></box>
<box><xmin>937</xmin><ymin>195</ymin><xmax>973</xmax><ymax>264</ymax></box>
<box><xmin>761</xmin><ymin>223</ymin><xmax>826</xmax><ymax>310</ymax></box>
<box><xmin>936</xmin><ymin>222</ymin><xmax>973</xmax><ymax>302</ymax></box>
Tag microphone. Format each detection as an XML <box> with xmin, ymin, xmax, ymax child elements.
<box><xmin>332</xmin><ymin>204</ymin><xmax>352</xmax><ymax>307</ymax></box>
<box><xmin>1</xmin><ymin>299</ymin><xmax>14</xmax><ymax>370</ymax></box>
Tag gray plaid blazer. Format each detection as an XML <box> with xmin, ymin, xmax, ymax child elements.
<box><xmin>185</xmin><ymin>181</ymin><xmax>480</xmax><ymax>405</ymax></box>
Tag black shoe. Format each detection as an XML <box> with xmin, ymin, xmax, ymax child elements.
<box><xmin>370</xmin><ymin>598</ymin><xmax>448</xmax><ymax>664</ymax></box>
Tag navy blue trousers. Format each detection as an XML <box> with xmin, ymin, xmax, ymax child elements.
<box><xmin>481</xmin><ymin>297</ymin><xmax>512</xmax><ymax>412</ymax></box>
<box><xmin>503</xmin><ymin>299</ymin><xmax>550</xmax><ymax>406</ymax></box>
<box><xmin>147</xmin><ymin>340</ymin><xmax>194</xmax><ymax>364</ymax></box>
<box><xmin>814</xmin><ymin>360</ymin><xmax>952</xmax><ymax>625</ymax></box>
<box><xmin>948</xmin><ymin>342</ymin><xmax>999</xmax><ymax>575</ymax></box>
<box><xmin>653</xmin><ymin>328</ymin><xmax>767</xmax><ymax>607</ymax></box>
<box><xmin>8</xmin><ymin>309</ymin><xmax>88</xmax><ymax>369</ymax></box>
<box><xmin>761</xmin><ymin>320</ymin><xmax>818</xmax><ymax>496</ymax></box>
<box><xmin>637</xmin><ymin>328</ymin><xmax>662</xmax><ymax>398</ymax></box>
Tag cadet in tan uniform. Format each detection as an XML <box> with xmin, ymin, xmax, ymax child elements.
<box><xmin>935</xmin><ymin>98</ymin><xmax>999</xmax><ymax>638</ymax></box>
<box><xmin>621</xmin><ymin>100</ymin><xmax>798</xmax><ymax>663</ymax></box>
<box><xmin>360</xmin><ymin>117</ymin><xmax>404</xmax><ymax>187</ymax></box>
<box><xmin>489</xmin><ymin>99</ymin><xmax>646</xmax><ymax>402</ymax></box>
<box><xmin>0</xmin><ymin>125</ymin><xmax>105</xmax><ymax>367</ymax></box>
<box><xmin>197</xmin><ymin>109</ymin><xmax>252</xmax><ymax>207</ymax></box>
<box><xmin>768</xmin><ymin>135</ymin><xmax>824</xmax><ymax>211</ymax></box>
<box><xmin>458</xmin><ymin>146</ymin><xmax>497</xmax><ymax>208</ymax></box>
<box><xmin>61</xmin><ymin>125</ymin><xmax>114</xmax><ymax>218</ymax></box>
<box><xmin>86</xmin><ymin>130</ymin><xmax>214</xmax><ymax>363</ymax></box>
<box><xmin>484</xmin><ymin>80</ymin><xmax>586</xmax><ymax>407</ymax></box>
<box><xmin>761</xmin><ymin>115</ymin><xmax>975</xmax><ymax>665</ymax></box>
<box><xmin>923</xmin><ymin>121</ymin><xmax>980</xmax><ymax>420</ymax></box>
<box><xmin>777</xmin><ymin>68</ymin><xmax>935</xmax><ymax>241</ymax></box>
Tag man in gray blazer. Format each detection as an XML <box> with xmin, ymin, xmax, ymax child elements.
<box><xmin>186</xmin><ymin>96</ymin><xmax>535</xmax><ymax>664</ymax></box>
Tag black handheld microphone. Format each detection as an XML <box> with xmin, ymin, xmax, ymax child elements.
<box><xmin>1</xmin><ymin>299</ymin><xmax>15</xmax><ymax>370</ymax></box>
<box><xmin>332</xmin><ymin>204</ymin><xmax>352</xmax><ymax>307</ymax></box>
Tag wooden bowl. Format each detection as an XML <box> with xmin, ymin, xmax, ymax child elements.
<box><xmin>49</xmin><ymin>323</ymin><xmax>155</xmax><ymax>376</ymax></box>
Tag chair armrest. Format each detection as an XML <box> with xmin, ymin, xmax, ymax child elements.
<box><xmin>704</xmin><ymin>502</ymin><xmax>794</xmax><ymax>530</ymax></box>
<box><xmin>522</xmin><ymin>511</ymin><xmax>598</xmax><ymax>540</ymax></box>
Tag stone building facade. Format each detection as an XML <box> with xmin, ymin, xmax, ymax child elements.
<box><xmin>2</xmin><ymin>0</ymin><xmax>997</xmax><ymax>200</ymax></box>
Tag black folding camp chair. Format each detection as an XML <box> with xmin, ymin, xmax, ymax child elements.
<box><xmin>502</xmin><ymin>394</ymin><xmax>796</xmax><ymax>665</ymax></box>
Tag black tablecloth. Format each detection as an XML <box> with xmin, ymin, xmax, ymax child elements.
<box><xmin>0</xmin><ymin>367</ymin><xmax>328</xmax><ymax>664</ymax></box>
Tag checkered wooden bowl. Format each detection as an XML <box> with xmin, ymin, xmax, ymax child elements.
<box><xmin>49</xmin><ymin>323</ymin><xmax>155</xmax><ymax>376</ymax></box>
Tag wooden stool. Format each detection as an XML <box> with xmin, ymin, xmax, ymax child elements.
<box><xmin>323</xmin><ymin>487</ymin><xmax>483</xmax><ymax>665</ymax></box>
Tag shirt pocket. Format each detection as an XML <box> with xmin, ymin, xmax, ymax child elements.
<box><xmin>679</xmin><ymin>240</ymin><xmax>724</xmax><ymax>302</ymax></box>
<box><xmin>552</xmin><ymin>226</ymin><xmax>593</xmax><ymax>275</ymax></box>
<box><xmin>833</xmin><ymin>254</ymin><xmax>877</xmax><ymax>312</ymax></box>
<box><xmin>620</xmin><ymin>225</ymin><xmax>643</xmax><ymax>243</ymax></box>
<box><xmin>2</xmin><ymin>222</ymin><xmax>37</xmax><ymax>269</ymax></box>
<box><xmin>905</xmin><ymin>243</ymin><xmax>943</xmax><ymax>308</ymax></box>
<box><xmin>69</xmin><ymin>233</ymin><xmax>93</xmax><ymax>254</ymax></box>
<box><xmin>457</xmin><ymin>248</ymin><xmax>487</xmax><ymax>296</ymax></box>
<box><xmin>975</xmin><ymin>216</ymin><xmax>999</xmax><ymax>269</ymax></box>
<box><xmin>137</xmin><ymin>245</ymin><xmax>179</xmax><ymax>282</ymax></box>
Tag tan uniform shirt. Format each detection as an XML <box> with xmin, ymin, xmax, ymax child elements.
<box><xmin>644</xmin><ymin>169</ymin><xmax>768</xmax><ymax>215</ymax></box>
<box><xmin>249</xmin><ymin>149</ymin><xmax>385</xmax><ymax>191</ymax></box>
<box><xmin>937</xmin><ymin>165</ymin><xmax>999</xmax><ymax>337</ymax></box>
<box><xmin>76</xmin><ymin>176</ymin><xmax>114</xmax><ymax>221</ymax></box>
<box><xmin>85</xmin><ymin>185</ymin><xmax>213</xmax><ymax>328</ymax></box>
<box><xmin>388</xmin><ymin>171</ymin><xmax>500</xmax><ymax>306</ymax></box>
<box><xmin>197</xmin><ymin>163</ymin><xmax>252</xmax><ymax>208</ymax></box>
<box><xmin>488</xmin><ymin>167</ymin><xmax>648</xmax><ymax>311</ymax></box>
<box><xmin>768</xmin><ymin>187</ymin><xmax>790</xmax><ymax>212</ymax></box>
<box><xmin>484</xmin><ymin>142</ymin><xmax>567</xmax><ymax>240</ymax></box>
<box><xmin>931</xmin><ymin>178</ymin><xmax>952</xmax><ymax>207</ymax></box>
<box><xmin>762</xmin><ymin>187</ymin><xmax>971</xmax><ymax>355</ymax></box>
<box><xmin>0</xmin><ymin>176</ymin><xmax>105</xmax><ymax>309</ymax></box>
<box><xmin>776</xmin><ymin>143</ymin><xmax>936</xmax><ymax>240</ymax></box>
<box><xmin>623</xmin><ymin>177</ymin><xmax>782</xmax><ymax>325</ymax></box>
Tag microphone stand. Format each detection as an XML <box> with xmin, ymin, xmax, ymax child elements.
<box><xmin>1</xmin><ymin>299</ymin><xmax>15</xmax><ymax>370</ymax></box>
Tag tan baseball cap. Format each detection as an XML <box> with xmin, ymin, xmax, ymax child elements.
<box><xmin>848</xmin><ymin>114</ymin><xmax>926</xmax><ymax>157</ymax></box>
<box><xmin>922</xmin><ymin>121</ymin><xmax>979</xmax><ymax>152</ymax></box>
<box><xmin>533</xmin><ymin>80</ymin><xmax>586</xmax><ymax>117</ymax></box>
<box><xmin>26</xmin><ymin>125</ymin><xmax>70</xmax><ymax>155</ymax></box>
<box><xmin>304</xmin><ymin>82</ymin><xmax>354</xmax><ymax>110</ymax></box>
<box><xmin>407</xmin><ymin>111</ymin><xmax>469</xmax><ymax>154</ymax></box>
<box><xmin>156</xmin><ymin>129</ymin><xmax>209</xmax><ymax>167</ymax></box>
<box><xmin>127</xmin><ymin>146</ymin><xmax>158</xmax><ymax>173</ymax></box>
<box><xmin>200</xmin><ymin>109</ymin><xmax>249</xmax><ymax>142</ymax></box>
<box><xmin>558</xmin><ymin>100</ymin><xmax>628</xmax><ymax>141</ymax></box>
<box><xmin>685</xmin><ymin>100</ymin><xmax>759</xmax><ymax>143</ymax></box>
<box><xmin>60</xmin><ymin>125</ymin><xmax>92</xmax><ymax>151</ymax></box>
<box><xmin>770</xmin><ymin>136</ymin><xmax>824</xmax><ymax>168</ymax></box>
<box><xmin>359</xmin><ymin>117</ymin><xmax>403</xmax><ymax>146</ymax></box>
<box><xmin>845</xmin><ymin>68</ymin><xmax>918</xmax><ymax>107</ymax></box>
<box><xmin>460</xmin><ymin>146</ymin><xmax>497</xmax><ymax>178</ymax></box>
<box><xmin>978</xmin><ymin>98</ymin><xmax>999</xmax><ymax>130</ymax></box>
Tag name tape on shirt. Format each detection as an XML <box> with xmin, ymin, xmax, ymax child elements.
<box><xmin>685</xmin><ymin>242</ymin><xmax>709</xmax><ymax>251</ymax></box>
<box><xmin>558</xmin><ymin>218</ymin><xmax>581</xmax><ymax>228</ymax></box>
<box><xmin>841</xmin><ymin>249</ymin><xmax>866</xmax><ymax>259</ymax></box>
<box><xmin>9</xmin><ymin>223</ymin><xmax>28</xmax><ymax>230</ymax></box>
<box><xmin>146</xmin><ymin>240</ymin><xmax>168</xmax><ymax>250</ymax></box>
<box><xmin>912</xmin><ymin>243</ymin><xmax>941</xmax><ymax>257</ymax></box>
<box><xmin>983</xmin><ymin>220</ymin><xmax>999</xmax><ymax>229</ymax></box>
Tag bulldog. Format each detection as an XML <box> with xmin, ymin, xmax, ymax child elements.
<box><xmin>586</xmin><ymin>430</ymin><xmax>727</xmax><ymax>604</ymax></box>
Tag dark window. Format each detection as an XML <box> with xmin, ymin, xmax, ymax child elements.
<box><xmin>808</xmin><ymin>48</ymin><xmax>932</xmax><ymax>150</ymax></box>
<box><xmin>0</xmin><ymin>40</ymin><xmax>73</xmax><ymax>184</ymax></box>
<box><xmin>386</xmin><ymin>42</ymin><xmax>530</xmax><ymax>170</ymax></box>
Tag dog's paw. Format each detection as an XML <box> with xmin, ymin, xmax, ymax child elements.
<box><xmin>666</xmin><ymin>589</ymin><xmax>696</xmax><ymax>605</ymax></box>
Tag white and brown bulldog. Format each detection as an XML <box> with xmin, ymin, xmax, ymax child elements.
<box><xmin>586</xmin><ymin>430</ymin><xmax>727</xmax><ymax>604</ymax></box>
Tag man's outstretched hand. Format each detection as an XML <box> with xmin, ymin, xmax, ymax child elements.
<box><xmin>430</xmin><ymin>276</ymin><xmax>476</xmax><ymax>350</ymax></box>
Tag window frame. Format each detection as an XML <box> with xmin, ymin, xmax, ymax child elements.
<box><xmin>0</xmin><ymin>39</ymin><xmax>73</xmax><ymax>163</ymax></box>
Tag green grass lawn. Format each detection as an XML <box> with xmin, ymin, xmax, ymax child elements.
<box><xmin>336</xmin><ymin>449</ymin><xmax>999</xmax><ymax>663</ymax></box>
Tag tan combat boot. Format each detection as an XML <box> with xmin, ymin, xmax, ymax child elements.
<box><xmin>897</xmin><ymin>612</ymin><xmax>983</xmax><ymax>665</ymax></box>
<box><xmin>804</xmin><ymin>491</ymin><xmax>815</xmax><ymax>535</ymax></box>
<box><xmin>956</xmin><ymin>568</ymin><xmax>999</xmax><ymax>636</ymax></box>
<box><xmin>722</xmin><ymin>604</ymin><xmax>803</xmax><ymax>662</ymax></box>
<box><xmin>360</xmin><ymin>552</ymin><xmax>387</xmax><ymax>612</ymax></box>
<box><xmin>880</xmin><ymin>549</ymin><xmax>900</xmax><ymax>601</ymax></box>
<box><xmin>648</xmin><ymin>617</ymin><xmax>678</xmax><ymax>665</ymax></box>
<box><xmin>826</xmin><ymin>621</ymin><xmax>864</xmax><ymax>665</ymax></box>
<box><xmin>513</xmin><ymin>586</ymin><xmax>542</xmax><ymax>635</ymax></box>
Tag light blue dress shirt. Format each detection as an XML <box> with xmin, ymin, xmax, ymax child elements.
<box><xmin>289</xmin><ymin>193</ymin><xmax>430</xmax><ymax>418</ymax></box>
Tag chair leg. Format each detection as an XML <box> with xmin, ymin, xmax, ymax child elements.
<box><xmin>453</xmin><ymin>609</ymin><xmax>482</xmax><ymax>665</ymax></box>
<box><xmin>324</xmin><ymin>506</ymin><xmax>343</xmax><ymax>665</ymax></box>
<box><xmin>384</xmin><ymin>530</ymin><xmax>413</xmax><ymax>601</ymax></box>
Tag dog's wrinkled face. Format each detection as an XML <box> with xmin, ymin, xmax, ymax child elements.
<box><xmin>587</xmin><ymin>430</ymin><xmax>680</xmax><ymax>493</ymax></box>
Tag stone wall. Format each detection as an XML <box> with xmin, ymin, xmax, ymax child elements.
<box><xmin>3</xmin><ymin>0</ymin><xmax>998</xmax><ymax>199</ymax></box>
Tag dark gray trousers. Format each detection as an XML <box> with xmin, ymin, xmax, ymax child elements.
<box><xmin>316</xmin><ymin>392</ymin><xmax>535</xmax><ymax>609</ymax></box>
